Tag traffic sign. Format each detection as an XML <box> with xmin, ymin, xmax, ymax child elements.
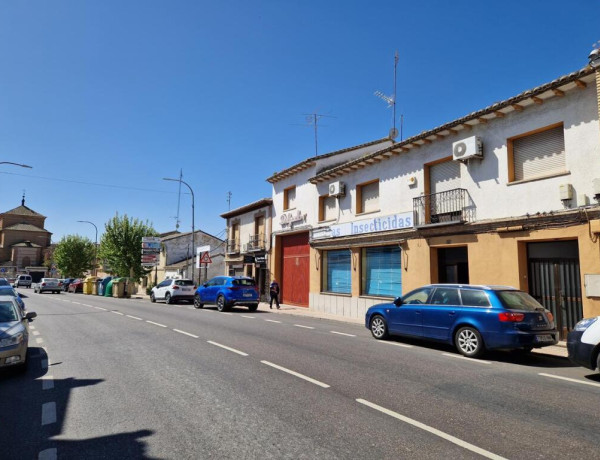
<box><xmin>199</xmin><ymin>252</ymin><xmax>212</xmax><ymax>264</ymax></box>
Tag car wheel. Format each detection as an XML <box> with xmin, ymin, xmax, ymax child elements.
<box><xmin>596</xmin><ymin>350</ymin><xmax>600</xmax><ymax>372</ymax></box>
<box><xmin>370</xmin><ymin>315</ymin><xmax>389</xmax><ymax>340</ymax></box>
<box><xmin>150</xmin><ymin>293</ymin><xmax>156</xmax><ymax>303</ymax></box>
<box><xmin>193</xmin><ymin>294</ymin><xmax>204</xmax><ymax>309</ymax></box>
<box><xmin>165</xmin><ymin>293</ymin><xmax>172</xmax><ymax>305</ymax></box>
<box><xmin>216</xmin><ymin>295</ymin><xmax>226</xmax><ymax>312</ymax></box>
<box><xmin>248</xmin><ymin>304</ymin><xmax>258</xmax><ymax>312</ymax></box>
<box><xmin>455</xmin><ymin>326</ymin><xmax>485</xmax><ymax>358</ymax></box>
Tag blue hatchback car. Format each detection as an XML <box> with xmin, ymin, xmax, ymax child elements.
<box><xmin>194</xmin><ymin>276</ymin><xmax>259</xmax><ymax>312</ymax></box>
<box><xmin>365</xmin><ymin>284</ymin><xmax>558</xmax><ymax>358</ymax></box>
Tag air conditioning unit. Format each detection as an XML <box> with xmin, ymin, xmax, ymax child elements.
<box><xmin>452</xmin><ymin>136</ymin><xmax>483</xmax><ymax>162</ymax></box>
<box><xmin>329</xmin><ymin>181</ymin><xmax>346</xmax><ymax>197</ymax></box>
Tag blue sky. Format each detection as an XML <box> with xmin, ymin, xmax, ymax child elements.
<box><xmin>0</xmin><ymin>1</ymin><xmax>598</xmax><ymax>244</ymax></box>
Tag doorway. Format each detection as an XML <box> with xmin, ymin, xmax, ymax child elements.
<box><xmin>437</xmin><ymin>247</ymin><xmax>469</xmax><ymax>284</ymax></box>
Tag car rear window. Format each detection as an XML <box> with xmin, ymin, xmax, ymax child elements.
<box><xmin>496</xmin><ymin>290</ymin><xmax>544</xmax><ymax>311</ymax></box>
<box><xmin>175</xmin><ymin>280</ymin><xmax>194</xmax><ymax>286</ymax></box>
<box><xmin>460</xmin><ymin>289</ymin><xmax>491</xmax><ymax>307</ymax></box>
<box><xmin>0</xmin><ymin>301</ymin><xmax>18</xmax><ymax>322</ymax></box>
<box><xmin>232</xmin><ymin>279</ymin><xmax>255</xmax><ymax>287</ymax></box>
<box><xmin>0</xmin><ymin>279</ymin><xmax>9</xmax><ymax>286</ymax></box>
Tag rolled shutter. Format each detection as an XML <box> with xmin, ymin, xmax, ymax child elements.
<box><xmin>430</xmin><ymin>160</ymin><xmax>461</xmax><ymax>194</ymax></box>
<box><xmin>513</xmin><ymin>125</ymin><xmax>565</xmax><ymax>181</ymax></box>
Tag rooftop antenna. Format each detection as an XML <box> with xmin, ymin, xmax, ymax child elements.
<box><xmin>227</xmin><ymin>191</ymin><xmax>232</xmax><ymax>211</ymax></box>
<box><xmin>174</xmin><ymin>169</ymin><xmax>182</xmax><ymax>230</ymax></box>
<box><xmin>375</xmin><ymin>50</ymin><xmax>402</xmax><ymax>140</ymax></box>
<box><xmin>300</xmin><ymin>112</ymin><xmax>336</xmax><ymax>157</ymax></box>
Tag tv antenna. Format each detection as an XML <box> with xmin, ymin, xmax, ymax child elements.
<box><xmin>374</xmin><ymin>50</ymin><xmax>402</xmax><ymax>140</ymax></box>
<box><xmin>300</xmin><ymin>112</ymin><xmax>336</xmax><ymax>157</ymax></box>
<box><xmin>227</xmin><ymin>191</ymin><xmax>232</xmax><ymax>211</ymax></box>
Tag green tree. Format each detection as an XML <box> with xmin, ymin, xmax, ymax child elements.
<box><xmin>99</xmin><ymin>214</ymin><xmax>158</xmax><ymax>280</ymax></box>
<box><xmin>54</xmin><ymin>235</ymin><xmax>96</xmax><ymax>278</ymax></box>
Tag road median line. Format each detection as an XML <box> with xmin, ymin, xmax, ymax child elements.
<box><xmin>261</xmin><ymin>360</ymin><xmax>330</xmax><ymax>388</ymax></box>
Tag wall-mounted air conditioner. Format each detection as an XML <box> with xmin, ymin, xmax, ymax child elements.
<box><xmin>452</xmin><ymin>136</ymin><xmax>483</xmax><ymax>162</ymax></box>
<box><xmin>329</xmin><ymin>181</ymin><xmax>346</xmax><ymax>197</ymax></box>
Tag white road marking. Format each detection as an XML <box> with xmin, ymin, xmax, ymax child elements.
<box><xmin>72</xmin><ymin>302</ymin><xmax>81</xmax><ymax>305</ymax></box>
<box><xmin>379</xmin><ymin>341</ymin><xmax>413</xmax><ymax>348</ymax></box>
<box><xmin>42</xmin><ymin>375</ymin><xmax>54</xmax><ymax>390</ymax></box>
<box><xmin>442</xmin><ymin>353</ymin><xmax>492</xmax><ymax>365</ymax></box>
<box><xmin>146</xmin><ymin>321</ymin><xmax>167</xmax><ymax>328</ymax></box>
<box><xmin>356</xmin><ymin>399</ymin><xmax>507</xmax><ymax>460</ymax></box>
<box><xmin>41</xmin><ymin>402</ymin><xmax>57</xmax><ymax>425</ymax></box>
<box><xmin>126</xmin><ymin>315</ymin><xmax>143</xmax><ymax>321</ymax></box>
<box><xmin>221</xmin><ymin>312</ymin><xmax>233</xmax><ymax>315</ymax></box>
<box><xmin>41</xmin><ymin>359</ymin><xmax>48</xmax><ymax>370</ymax></box>
<box><xmin>241</xmin><ymin>315</ymin><xmax>256</xmax><ymax>319</ymax></box>
<box><xmin>173</xmin><ymin>329</ymin><xmax>199</xmax><ymax>338</ymax></box>
<box><xmin>294</xmin><ymin>324</ymin><xmax>315</xmax><ymax>329</ymax></box>
<box><xmin>30</xmin><ymin>325</ymin><xmax>35</xmax><ymax>330</ymax></box>
<box><xmin>36</xmin><ymin>338</ymin><xmax>44</xmax><ymax>344</ymax></box>
<box><xmin>265</xmin><ymin>319</ymin><xmax>282</xmax><ymax>323</ymax></box>
<box><xmin>207</xmin><ymin>341</ymin><xmax>248</xmax><ymax>356</ymax></box>
<box><xmin>261</xmin><ymin>360</ymin><xmax>330</xmax><ymax>388</ymax></box>
<box><xmin>330</xmin><ymin>331</ymin><xmax>356</xmax><ymax>337</ymax></box>
<box><xmin>94</xmin><ymin>307</ymin><xmax>107</xmax><ymax>311</ymax></box>
<box><xmin>111</xmin><ymin>311</ymin><xmax>124</xmax><ymax>316</ymax></box>
<box><xmin>82</xmin><ymin>304</ymin><xmax>93</xmax><ymax>307</ymax></box>
<box><xmin>33</xmin><ymin>330</ymin><xmax>40</xmax><ymax>336</ymax></box>
<box><xmin>539</xmin><ymin>373</ymin><xmax>600</xmax><ymax>388</ymax></box>
<box><xmin>39</xmin><ymin>448</ymin><xmax>57</xmax><ymax>460</ymax></box>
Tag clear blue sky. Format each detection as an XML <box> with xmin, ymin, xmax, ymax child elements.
<box><xmin>0</xmin><ymin>1</ymin><xmax>598</xmax><ymax>244</ymax></box>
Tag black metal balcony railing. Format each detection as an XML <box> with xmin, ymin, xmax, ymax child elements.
<box><xmin>226</xmin><ymin>239</ymin><xmax>240</xmax><ymax>254</ymax></box>
<box><xmin>246</xmin><ymin>234</ymin><xmax>265</xmax><ymax>252</ymax></box>
<box><xmin>413</xmin><ymin>188</ymin><xmax>472</xmax><ymax>227</ymax></box>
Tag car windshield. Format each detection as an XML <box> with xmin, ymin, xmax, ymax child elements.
<box><xmin>232</xmin><ymin>279</ymin><xmax>255</xmax><ymax>286</ymax></box>
<box><xmin>0</xmin><ymin>301</ymin><xmax>18</xmax><ymax>322</ymax></box>
<box><xmin>496</xmin><ymin>290</ymin><xmax>544</xmax><ymax>311</ymax></box>
<box><xmin>175</xmin><ymin>280</ymin><xmax>194</xmax><ymax>286</ymax></box>
<box><xmin>0</xmin><ymin>279</ymin><xmax>9</xmax><ymax>286</ymax></box>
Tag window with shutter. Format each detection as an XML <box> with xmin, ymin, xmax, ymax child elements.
<box><xmin>283</xmin><ymin>186</ymin><xmax>296</xmax><ymax>210</ymax></box>
<box><xmin>323</xmin><ymin>250</ymin><xmax>351</xmax><ymax>294</ymax></box>
<box><xmin>362</xmin><ymin>246</ymin><xmax>402</xmax><ymax>297</ymax></box>
<box><xmin>319</xmin><ymin>195</ymin><xmax>337</xmax><ymax>222</ymax></box>
<box><xmin>430</xmin><ymin>160</ymin><xmax>460</xmax><ymax>194</ymax></box>
<box><xmin>509</xmin><ymin>124</ymin><xmax>566</xmax><ymax>182</ymax></box>
<box><xmin>357</xmin><ymin>180</ymin><xmax>379</xmax><ymax>214</ymax></box>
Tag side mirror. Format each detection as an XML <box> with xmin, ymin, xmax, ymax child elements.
<box><xmin>393</xmin><ymin>297</ymin><xmax>403</xmax><ymax>307</ymax></box>
<box><xmin>26</xmin><ymin>311</ymin><xmax>37</xmax><ymax>322</ymax></box>
<box><xmin>203</xmin><ymin>283</ymin><xmax>208</xmax><ymax>288</ymax></box>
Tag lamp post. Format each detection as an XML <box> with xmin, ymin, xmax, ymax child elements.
<box><xmin>77</xmin><ymin>220</ymin><xmax>98</xmax><ymax>276</ymax></box>
<box><xmin>163</xmin><ymin>177</ymin><xmax>195</xmax><ymax>283</ymax></box>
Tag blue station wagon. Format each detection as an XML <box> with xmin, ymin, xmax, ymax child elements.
<box><xmin>365</xmin><ymin>284</ymin><xmax>558</xmax><ymax>358</ymax></box>
<box><xmin>194</xmin><ymin>276</ymin><xmax>259</xmax><ymax>312</ymax></box>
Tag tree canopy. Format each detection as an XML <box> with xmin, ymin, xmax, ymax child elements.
<box><xmin>53</xmin><ymin>235</ymin><xmax>96</xmax><ymax>278</ymax></box>
<box><xmin>99</xmin><ymin>214</ymin><xmax>158</xmax><ymax>280</ymax></box>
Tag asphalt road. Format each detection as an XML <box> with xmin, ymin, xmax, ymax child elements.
<box><xmin>2</xmin><ymin>291</ymin><xmax>599</xmax><ymax>459</ymax></box>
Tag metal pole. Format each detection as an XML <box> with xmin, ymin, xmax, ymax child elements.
<box><xmin>77</xmin><ymin>220</ymin><xmax>98</xmax><ymax>276</ymax></box>
<box><xmin>164</xmin><ymin>177</ymin><xmax>195</xmax><ymax>283</ymax></box>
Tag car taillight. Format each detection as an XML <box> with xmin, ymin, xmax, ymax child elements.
<box><xmin>498</xmin><ymin>312</ymin><xmax>525</xmax><ymax>322</ymax></box>
<box><xmin>41</xmin><ymin>283</ymin><xmax>46</xmax><ymax>286</ymax></box>
<box><xmin>546</xmin><ymin>312</ymin><xmax>554</xmax><ymax>322</ymax></box>
<box><xmin>172</xmin><ymin>285</ymin><xmax>180</xmax><ymax>290</ymax></box>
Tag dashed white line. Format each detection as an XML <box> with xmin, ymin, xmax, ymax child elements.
<box><xmin>111</xmin><ymin>311</ymin><xmax>124</xmax><ymax>316</ymax></box>
<box><xmin>41</xmin><ymin>402</ymin><xmax>57</xmax><ymax>426</ymax></box>
<box><xmin>330</xmin><ymin>331</ymin><xmax>356</xmax><ymax>337</ymax></box>
<box><xmin>539</xmin><ymin>373</ymin><xmax>600</xmax><ymax>388</ymax></box>
<box><xmin>221</xmin><ymin>312</ymin><xmax>233</xmax><ymax>316</ymax></box>
<box><xmin>39</xmin><ymin>448</ymin><xmax>57</xmax><ymax>460</ymax></box>
<box><xmin>36</xmin><ymin>338</ymin><xmax>44</xmax><ymax>344</ymax></box>
<box><xmin>173</xmin><ymin>329</ymin><xmax>199</xmax><ymax>338</ymax></box>
<box><xmin>294</xmin><ymin>324</ymin><xmax>315</xmax><ymax>329</ymax></box>
<box><xmin>30</xmin><ymin>325</ymin><xmax>35</xmax><ymax>330</ymax></box>
<box><xmin>261</xmin><ymin>360</ymin><xmax>330</xmax><ymax>388</ymax></box>
<box><xmin>126</xmin><ymin>315</ymin><xmax>143</xmax><ymax>321</ymax></box>
<box><xmin>241</xmin><ymin>315</ymin><xmax>256</xmax><ymax>319</ymax></box>
<box><xmin>94</xmin><ymin>307</ymin><xmax>107</xmax><ymax>311</ymax></box>
<box><xmin>356</xmin><ymin>399</ymin><xmax>506</xmax><ymax>460</ymax></box>
<box><xmin>379</xmin><ymin>341</ymin><xmax>413</xmax><ymax>349</ymax></box>
<box><xmin>265</xmin><ymin>319</ymin><xmax>282</xmax><ymax>323</ymax></box>
<box><xmin>41</xmin><ymin>375</ymin><xmax>54</xmax><ymax>390</ymax></box>
<box><xmin>442</xmin><ymin>353</ymin><xmax>492</xmax><ymax>365</ymax></box>
<box><xmin>72</xmin><ymin>302</ymin><xmax>81</xmax><ymax>305</ymax></box>
<box><xmin>33</xmin><ymin>330</ymin><xmax>40</xmax><ymax>336</ymax></box>
<box><xmin>146</xmin><ymin>320</ymin><xmax>167</xmax><ymax>328</ymax></box>
<box><xmin>207</xmin><ymin>341</ymin><xmax>248</xmax><ymax>356</ymax></box>
<box><xmin>82</xmin><ymin>304</ymin><xmax>93</xmax><ymax>307</ymax></box>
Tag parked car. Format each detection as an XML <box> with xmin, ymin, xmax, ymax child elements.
<box><xmin>0</xmin><ymin>286</ymin><xmax>25</xmax><ymax>312</ymax></box>
<box><xmin>12</xmin><ymin>274</ymin><xmax>32</xmax><ymax>289</ymax></box>
<box><xmin>60</xmin><ymin>278</ymin><xmax>75</xmax><ymax>292</ymax></box>
<box><xmin>567</xmin><ymin>316</ymin><xmax>600</xmax><ymax>373</ymax></box>
<box><xmin>68</xmin><ymin>279</ymin><xmax>84</xmax><ymax>293</ymax></box>
<box><xmin>365</xmin><ymin>284</ymin><xmax>558</xmax><ymax>358</ymax></box>
<box><xmin>0</xmin><ymin>278</ymin><xmax>11</xmax><ymax>287</ymax></box>
<box><xmin>0</xmin><ymin>295</ymin><xmax>36</xmax><ymax>372</ymax></box>
<box><xmin>150</xmin><ymin>279</ymin><xmax>196</xmax><ymax>304</ymax></box>
<box><xmin>194</xmin><ymin>276</ymin><xmax>259</xmax><ymax>312</ymax></box>
<box><xmin>33</xmin><ymin>278</ymin><xmax>61</xmax><ymax>294</ymax></box>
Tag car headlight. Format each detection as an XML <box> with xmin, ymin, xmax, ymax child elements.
<box><xmin>0</xmin><ymin>332</ymin><xmax>24</xmax><ymax>348</ymax></box>
<box><xmin>574</xmin><ymin>317</ymin><xmax>598</xmax><ymax>331</ymax></box>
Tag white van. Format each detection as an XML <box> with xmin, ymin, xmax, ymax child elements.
<box><xmin>13</xmin><ymin>274</ymin><xmax>32</xmax><ymax>288</ymax></box>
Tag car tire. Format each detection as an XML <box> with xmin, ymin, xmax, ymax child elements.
<box><xmin>193</xmin><ymin>294</ymin><xmax>203</xmax><ymax>309</ymax></box>
<box><xmin>165</xmin><ymin>293</ymin><xmax>172</xmax><ymax>305</ymax></box>
<box><xmin>596</xmin><ymin>350</ymin><xmax>600</xmax><ymax>372</ymax></box>
<box><xmin>216</xmin><ymin>295</ymin><xmax>226</xmax><ymax>312</ymax></box>
<box><xmin>150</xmin><ymin>293</ymin><xmax>156</xmax><ymax>303</ymax></box>
<box><xmin>370</xmin><ymin>315</ymin><xmax>389</xmax><ymax>340</ymax></box>
<box><xmin>248</xmin><ymin>304</ymin><xmax>258</xmax><ymax>312</ymax></box>
<box><xmin>455</xmin><ymin>326</ymin><xmax>485</xmax><ymax>358</ymax></box>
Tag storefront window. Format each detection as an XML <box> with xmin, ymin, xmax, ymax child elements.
<box><xmin>362</xmin><ymin>246</ymin><xmax>401</xmax><ymax>297</ymax></box>
<box><xmin>324</xmin><ymin>250</ymin><xmax>351</xmax><ymax>294</ymax></box>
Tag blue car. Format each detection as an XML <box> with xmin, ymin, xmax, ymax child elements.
<box><xmin>365</xmin><ymin>284</ymin><xmax>558</xmax><ymax>358</ymax></box>
<box><xmin>0</xmin><ymin>286</ymin><xmax>25</xmax><ymax>312</ymax></box>
<box><xmin>194</xmin><ymin>276</ymin><xmax>259</xmax><ymax>312</ymax></box>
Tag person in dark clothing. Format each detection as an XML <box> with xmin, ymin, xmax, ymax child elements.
<box><xmin>269</xmin><ymin>279</ymin><xmax>280</xmax><ymax>309</ymax></box>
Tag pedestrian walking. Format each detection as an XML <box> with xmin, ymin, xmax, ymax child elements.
<box><xmin>269</xmin><ymin>279</ymin><xmax>280</xmax><ymax>309</ymax></box>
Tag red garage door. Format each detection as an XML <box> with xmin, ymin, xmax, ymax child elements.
<box><xmin>281</xmin><ymin>232</ymin><xmax>309</xmax><ymax>307</ymax></box>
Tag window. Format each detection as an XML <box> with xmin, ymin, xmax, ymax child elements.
<box><xmin>319</xmin><ymin>195</ymin><xmax>337</xmax><ymax>222</ymax></box>
<box><xmin>430</xmin><ymin>288</ymin><xmax>460</xmax><ymax>305</ymax></box>
<box><xmin>402</xmin><ymin>287</ymin><xmax>432</xmax><ymax>304</ymax></box>
<box><xmin>429</xmin><ymin>159</ymin><xmax>460</xmax><ymax>194</ymax></box>
<box><xmin>323</xmin><ymin>249</ymin><xmax>351</xmax><ymax>294</ymax></box>
<box><xmin>362</xmin><ymin>246</ymin><xmax>401</xmax><ymax>297</ymax></box>
<box><xmin>509</xmin><ymin>123</ymin><xmax>566</xmax><ymax>182</ymax></box>
<box><xmin>460</xmin><ymin>289</ymin><xmax>490</xmax><ymax>307</ymax></box>
<box><xmin>357</xmin><ymin>180</ymin><xmax>379</xmax><ymax>214</ymax></box>
<box><xmin>175</xmin><ymin>280</ymin><xmax>195</xmax><ymax>286</ymax></box>
<box><xmin>283</xmin><ymin>186</ymin><xmax>296</xmax><ymax>210</ymax></box>
<box><xmin>233</xmin><ymin>278</ymin><xmax>256</xmax><ymax>286</ymax></box>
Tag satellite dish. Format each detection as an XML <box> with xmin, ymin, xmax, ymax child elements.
<box><xmin>389</xmin><ymin>127</ymin><xmax>399</xmax><ymax>140</ymax></box>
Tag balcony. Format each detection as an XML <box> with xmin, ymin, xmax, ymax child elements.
<box><xmin>245</xmin><ymin>234</ymin><xmax>265</xmax><ymax>252</ymax></box>
<box><xmin>413</xmin><ymin>188</ymin><xmax>473</xmax><ymax>227</ymax></box>
<box><xmin>226</xmin><ymin>239</ymin><xmax>240</xmax><ymax>254</ymax></box>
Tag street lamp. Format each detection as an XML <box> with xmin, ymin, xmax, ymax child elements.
<box><xmin>77</xmin><ymin>220</ymin><xmax>98</xmax><ymax>276</ymax></box>
<box><xmin>0</xmin><ymin>162</ymin><xmax>32</xmax><ymax>169</ymax></box>
<box><xmin>163</xmin><ymin>177</ymin><xmax>195</xmax><ymax>283</ymax></box>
